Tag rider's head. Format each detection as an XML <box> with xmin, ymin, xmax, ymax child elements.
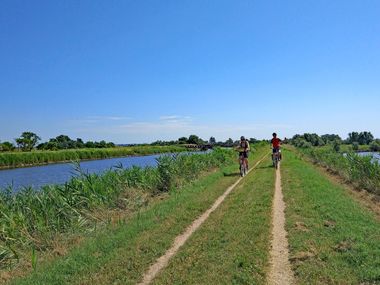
<box><xmin>272</xmin><ymin>133</ymin><xmax>277</xmax><ymax>138</ymax></box>
<box><xmin>240</xmin><ymin>136</ymin><xmax>245</xmax><ymax>141</ymax></box>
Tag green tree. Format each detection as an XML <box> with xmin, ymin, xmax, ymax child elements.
<box><xmin>348</xmin><ymin>132</ymin><xmax>360</xmax><ymax>144</ymax></box>
<box><xmin>369</xmin><ymin>140</ymin><xmax>380</xmax><ymax>151</ymax></box>
<box><xmin>188</xmin><ymin>135</ymin><xmax>201</xmax><ymax>145</ymax></box>
<box><xmin>0</xmin><ymin>141</ymin><xmax>15</xmax><ymax>152</ymax></box>
<box><xmin>225</xmin><ymin>138</ymin><xmax>234</xmax><ymax>147</ymax></box>
<box><xmin>178</xmin><ymin>137</ymin><xmax>188</xmax><ymax>144</ymax></box>
<box><xmin>209</xmin><ymin>136</ymin><xmax>216</xmax><ymax>144</ymax></box>
<box><xmin>321</xmin><ymin>134</ymin><xmax>342</xmax><ymax>144</ymax></box>
<box><xmin>85</xmin><ymin>141</ymin><xmax>95</xmax><ymax>148</ymax></box>
<box><xmin>15</xmin><ymin>132</ymin><xmax>41</xmax><ymax>151</ymax></box>
<box><xmin>358</xmin><ymin>131</ymin><xmax>374</xmax><ymax>145</ymax></box>
<box><xmin>332</xmin><ymin>140</ymin><xmax>341</xmax><ymax>152</ymax></box>
<box><xmin>352</xmin><ymin>142</ymin><xmax>359</xmax><ymax>151</ymax></box>
<box><xmin>75</xmin><ymin>138</ymin><xmax>85</xmax><ymax>148</ymax></box>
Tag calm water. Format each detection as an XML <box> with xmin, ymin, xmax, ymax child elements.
<box><xmin>0</xmin><ymin>154</ymin><xmax>163</xmax><ymax>191</ymax></box>
<box><xmin>357</xmin><ymin>152</ymin><xmax>380</xmax><ymax>162</ymax></box>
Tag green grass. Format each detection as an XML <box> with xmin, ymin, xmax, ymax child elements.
<box><xmin>8</xmin><ymin>147</ymin><xmax>268</xmax><ymax>284</ymax></box>
<box><xmin>281</xmin><ymin>149</ymin><xmax>380</xmax><ymax>284</ymax></box>
<box><xmin>296</xmin><ymin>145</ymin><xmax>380</xmax><ymax>195</ymax></box>
<box><xmin>153</xmin><ymin>156</ymin><xmax>274</xmax><ymax>285</ymax></box>
<box><xmin>0</xmin><ymin>149</ymin><xmax>232</xmax><ymax>269</ymax></box>
<box><xmin>0</xmin><ymin>145</ymin><xmax>190</xmax><ymax>169</ymax></box>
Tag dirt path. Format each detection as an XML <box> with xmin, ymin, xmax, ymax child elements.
<box><xmin>137</xmin><ymin>154</ymin><xmax>268</xmax><ymax>285</ymax></box>
<box><xmin>268</xmin><ymin>163</ymin><xmax>295</xmax><ymax>285</ymax></box>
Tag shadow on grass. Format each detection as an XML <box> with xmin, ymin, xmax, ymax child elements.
<box><xmin>255</xmin><ymin>165</ymin><xmax>275</xmax><ymax>170</ymax></box>
<box><xmin>223</xmin><ymin>172</ymin><xmax>241</xmax><ymax>177</ymax></box>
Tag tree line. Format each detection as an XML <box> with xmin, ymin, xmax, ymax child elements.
<box><xmin>290</xmin><ymin>131</ymin><xmax>380</xmax><ymax>151</ymax></box>
<box><xmin>0</xmin><ymin>132</ymin><xmax>115</xmax><ymax>152</ymax></box>
<box><xmin>150</xmin><ymin>135</ymin><xmax>261</xmax><ymax>147</ymax></box>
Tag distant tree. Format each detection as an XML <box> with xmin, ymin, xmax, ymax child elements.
<box><xmin>303</xmin><ymin>133</ymin><xmax>325</xmax><ymax>146</ymax></box>
<box><xmin>352</xmin><ymin>142</ymin><xmax>359</xmax><ymax>151</ymax></box>
<box><xmin>15</xmin><ymin>132</ymin><xmax>41</xmax><ymax>151</ymax></box>
<box><xmin>209</xmin><ymin>136</ymin><xmax>216</xmax><ymax>144</ymax></box>
<box><xmin>332</xmin><ymin>140</ymin><xmax>341</xmax><ymax>152</ymax></box>
<box><xmin>188</xmin><ymin>135</ymin><xmax>201</xmax><ymax>145</ymax></box>
<box><xmin>358</xmin><ymin>131</ymin><xmax>374</xmax><ymax>145</ymax></box>
<box><xmin>106</xmin><ymin>142</ymin><xmax>115</xmax><ymax>148</ymax></box>
<box><xmin>75</xmin><ymin>138</ymin><xmax>85</xmax><ymax>148</ymax></box>
<box><xmin>225</xmin><ymin>138</ymin><xmax>234</xmax><ymax>147</ymax></box>
<box><xmin>347</xmin><ymin>132</ymin><xmax>360</xmax><ymax>144</ymax></box>
<box><xmin>369</xmin><ymin>140</ymin><xmax>380</xmax><ymax>151</ymax></box>
<box><xmin>85</xmin><ymin>141</ymin><xmax>95</xmax><ymax>148</ymax></box>
<box><xmin>0</xmin><ymin>141</ymin><xmax>15</xmax><ymax>152</ymax></box>
<box><xmin>178</xmin><ymin>137</ymin><xmax>188</xmax><ymax>144</ymax></box>
<box><xmin>98</xmin><ymin>140</ymin><xmax>107</xmax><ymax>148</ymax></box>
<box><xmin>321</xmin><ymin>134</ymin><xmax>342</xmax><ymax>144</ymax></box>
<box><xmin>249</xmin><ymin>138</ymin><xmax>260</xmax><ymax>144</ymax></box>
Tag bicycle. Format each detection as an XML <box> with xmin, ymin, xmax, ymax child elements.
<box><xmin>272</xmin><ymin>149</ymin><xmax>280</xmax><ymax>169</ymax></box>
<box><xmin>239</xmin><ymin>153</ymin><xmax>248</xmax><ymax>176</ymax></box>
<box><xmin>236</xmin><ymin>147</ymin><xmax>248</xmax><ymax>177</ymax></box>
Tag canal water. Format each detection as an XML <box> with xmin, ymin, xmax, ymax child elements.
<box><xmin>357</xmin><ymin>151</ymin><xmax>380</xmax><ymax>162</ymax></box>
<box><xmin>0</xmin><ymin>154</ymin><xmax>163</xmax><ymax>191</ymax></box>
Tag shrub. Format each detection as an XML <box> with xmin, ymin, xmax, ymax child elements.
<box><xmin>369</xmin><ymin>140</ymin><xmax>380</xmax><ymax>152</ymax></box>
<box><xmin>352</xmin><ymin>142</ymin><xmax>359</xmax><ymax>151</ymax></box>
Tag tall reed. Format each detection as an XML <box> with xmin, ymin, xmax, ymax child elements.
<box><xmin>0</xmin><ymin>145</ymin><xmax>189</xmax><ymax>169</ymax></box>
<box><xmin>0</xmin><ymin>148</ymin><xmax>234</xmax><ymax>267</ymax></box>
<box><xmin>300</xmin><ymin>147</ymin><xmax>380</xmax><ymax>195</ymax></box>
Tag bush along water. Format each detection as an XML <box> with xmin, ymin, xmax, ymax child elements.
<box><xmin>0</xmin><ymin>148</ymin><xmax>234</xmax><ymax>267</ymax></box>
<box><xmin>299</xmin><ymin>146</ymin><xmax>380</xmax><ymax>195</ymax></box>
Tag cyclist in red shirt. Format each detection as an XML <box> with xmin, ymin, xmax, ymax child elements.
<box><xmin>271</xmin><ymin>133</ymin><xmax>282</xmax><ymax>161</ymax></box>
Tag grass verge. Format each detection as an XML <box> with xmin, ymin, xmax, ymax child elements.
<box><xmin>152</xmin><ymin>155</ymin><xmax>274</xmax><ymax>285</ymax></box>
<box><xmin>281</xmin><ymin>149</ymin><xmax>380</xmax><ymax>284</ymax></box>
<box><xmin>8</xmin><ymin>148</ymin><xmax>268</xmax><ymax>284</ymax></box>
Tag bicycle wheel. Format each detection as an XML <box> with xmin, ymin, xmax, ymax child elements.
<box><xmin>275</xmin><ymin>157</ymin><xmax>278</xmax><ymax>169</ymax></box>
<box><xmin>240</xmin><ymin>164</ymin><xmax>245</xmax><ymax>177</ymax></box>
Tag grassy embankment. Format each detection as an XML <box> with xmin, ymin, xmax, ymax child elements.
<box><xmin>296</xmin><ymin>145</ymin><xmax>380</xmax><ymax>195</ymax></box>
<box><xmin>153</xmin><ymin>155</ymin><xmax>274</xmax><ymax>285</ymax></box>
<box><xmin>281</xmin><ymin>149</ymin><xmax>380</xmax><ymax>284</ymax></box>
<box><xmin>6</xmin><ymin>145</ymin><xmax>268</xmax><ymax>284</ymax></box>
<box><xmin>0</xmin><ymin>145</ymin><xmax>189</xmax><ymax>169</ymax></box>
<box><xmin>0</xmin><ymin>149</ymin><xmax>232</xmax><ymax>272</ymax></box>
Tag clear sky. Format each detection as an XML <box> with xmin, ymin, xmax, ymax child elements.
<box><xmin>1</xmin><ymin>0</ymin><xmax>379</xmax><ymax>144</ymax></box>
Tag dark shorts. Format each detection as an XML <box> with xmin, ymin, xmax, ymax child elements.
<box><xmin>272</xmin><ymin>147</ymin><xmax>280</xmax><ymax>153</ymax></box>
<box><xmin>239</xmin><ymin>151</ymin><xmax>248</xmax><ymax>158</ymax></box>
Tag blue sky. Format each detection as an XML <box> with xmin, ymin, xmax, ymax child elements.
<box><xmin>1</xmin><ymin>0</ymin><xmax>379</xmax><ymax>144</ymax></box>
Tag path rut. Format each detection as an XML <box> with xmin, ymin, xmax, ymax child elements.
<box><xmin>268</xmin><ymin>163</ymin><xmax>295</xmax><ymax>285</ymax></box>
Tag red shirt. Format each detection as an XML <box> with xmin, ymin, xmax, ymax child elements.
<box><xmin>271</xmin><ymin>138</ymin><xmax>281</xmax><ymax>148</ymax></box>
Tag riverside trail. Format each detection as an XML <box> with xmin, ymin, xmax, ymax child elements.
<box><xmin>137</xmin><ymin>153</ymin><xmax>269</xmax><ymax>285</ymax></box>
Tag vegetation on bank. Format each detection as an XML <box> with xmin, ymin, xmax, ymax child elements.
<box><xmin>291</xmin><ymin>145</ymin><xmax>380</xmax><ymax>196</ymax></box>
<box><xmin>7</xmin><ymin>146</ymin><xmax>267</xmax><ymax>285</ymax></box>
<box><xmin>0</xmin><ymin>148</ymin><xmax>234</xmax><ymax>271</ymax></box>
<box><xmin>288</xmin><ymin>131</ymin><xmax>380</xmax><ymax>196</ymax></box>
<box><xmin>0</xmin><ymin>145</ymin><xmax>190</xmax><ymax>169</ymax></box>
<box><xmin>281</xmin><ymin>150</ymin><xmax>380</xmax><ymax>284</ymax></box>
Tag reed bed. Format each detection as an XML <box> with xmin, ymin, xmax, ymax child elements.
<box><xmin>299</xmin><ymin>147</ymin><xmax>380</xmax><ymax>195</ymax></box>
<box><xmin>0</xmin><ymin>145</ymin><xmax>188</xmax><ymax>169</ymax></box>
